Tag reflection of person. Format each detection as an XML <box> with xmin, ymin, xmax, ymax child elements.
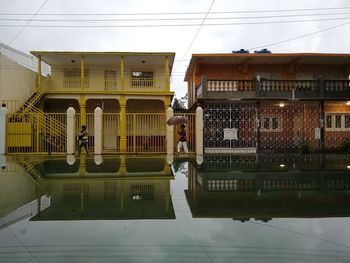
<box><xmin>78</xmin><ymin>125</ymin><xmax>88</xmax><ymax>156</ymax></box>
<box><xmin>177</xmin><ymin>124</ymin><xmax>188</xmax><ymax>153</ymax></box>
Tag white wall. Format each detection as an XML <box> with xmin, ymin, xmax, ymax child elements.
<box><xmin>0</xmin><ymin>54</ymin><xmax>37</xmax><ymax>112</ymax></box>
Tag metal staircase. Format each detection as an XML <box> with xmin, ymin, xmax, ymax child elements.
<box><xmin>14</xmin><ymin>78</ymin><xmax>67</xmax><ymax>153</ymax></box>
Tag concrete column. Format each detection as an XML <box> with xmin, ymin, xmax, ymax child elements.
<box><xmin>66</xmin><ymin>107</ymin><xmax>76</xmax><ymax>154</ymax></box>
<box><xmin>166</xmin><ymin>107</ymin><xmax>174</xmax><ymax>154</ymax></box>
<box><xmin>195</xmin><ymin>106</ymin><xmax>204</xmax><ymax>155</ymax></box>
<box><xmin>120</xmin><ymin>96</ymin><xmax>127</xmax><ymax>152</ymax></box>
<box><xmin>94</xmin><ymin>106</ymin><xmax>102</xmax><ymax>154</ymax></box>
<box><xmin>37</xmin><ymin>55</ymin><xmax>42</xmax><ymax>87</ymax></box>
<box><xmin>165</xmin><ymin>56</ymin><xmax>170</xmax><ymax>91</ymax></box>
<box><xmin>94</xmin><ymin>155</ymin><xmax>103</xmax><ymax>165</ymax></box>
<box><xmin>0</xmin><ymin>105</ymin><xmax>8</xmax><ymax>154</ymax></box>
<box><xmin>79</xmin><ymin>96</ymin><xmax>86</xmax><ymax>126</ymax></box>
<box><xmin>120</xmin><ymin>56</ymin><xmax>125</xmax><ymax>90</ymax></box>
<box><xmin>80</xmin><ymin>55</ymin><xmax>85</xmax><ymax>89</ymax></box>
<box><xmin>66</xmin><ymin>155</ymin><xmax>76</xmax><ymax>165</ymax></box>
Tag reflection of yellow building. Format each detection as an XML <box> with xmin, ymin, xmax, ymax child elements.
<box><xmin>6</xmin><ymin>51</ymin><xmax>175</xmax><ymax>154</ymax></box>
<box><xmin>0</xmin><ymin>158</ymin><xmax>48</xmax><ymax>228</ymax></box>
<box><xmin>186</xmin><ymin>154</ymin><xmax>350</xmax><ymax>221</ymax></box>
<box><xmin>23</xmin><ymin>156</ymin><xmax>175</xmax><ymax>220</ymax></box>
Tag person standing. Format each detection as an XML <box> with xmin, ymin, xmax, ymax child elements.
<box><xmin>78</xmin><ymin>125</ymin><xmax>88</xmax><ymax>156</ymax></box>
<box><xmin>177</xmin><ymin>124</ymin><xmax>188</xmax><ymax>153</ymax></box>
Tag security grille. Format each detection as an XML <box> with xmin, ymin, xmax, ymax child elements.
<box><xmin>203</xmin><ymin>103</ymin><xmax>257</xmax><ymax>152</ymax></box>
<box><xmin>259</xmin><ymin>102</ymin><xmax>320</xmax><ymax>150</ymax></box>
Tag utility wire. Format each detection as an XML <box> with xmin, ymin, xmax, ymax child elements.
<box><xmin>0</xmin><ymin>0</ymin><xmax>49</xmax><ymax>52</ymax></box>
<box><xmin>248</xmin><ymin>20</ymin><xmax>350</xmax><ymax>50</ymax></box>
<box><xmin>175</xmin><ymin>0</ymin><xmax>216</xmax><ymax>73</ymax></box>
<box><xmin>1</xmin><ymin>16</ymin><xmax>350</xmax><ymax>27</ymax></box>
<box><xmin>2</xmin><ymin>11</ymin><xmax>350</xmax><ymax>22</ymax></box>
<box><xmin>1</xmin><ymin>6</ymin><xmax>350</xmax><ymax>16</ymax></box>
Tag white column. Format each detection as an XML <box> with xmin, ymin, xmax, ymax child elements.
<box><xmin>0</xmin><ymin>105</ymin><xmax>8</xmax><ymax>154</ymax></box>
<box><xmin>166</xmin><ymin>107</ymin><xmax>174</xmax><ymax>155</ymax></box>
<box><xmin>195</xmin><ymin>106</ymin><xmax>204</xmax><ymax>155</ymax></box>
<box><xmin>94</xmin><ymin>106</ymin><xmax>102</xmax><ymax>154</ymax></box>
<box><xmin>166</xmin><ymin>154</ymin><xmax>174</xmax><ymax>165</ymax></box>
<box><xmin>66</xmin><ymin>107</ymin><xmax>76</xmax><ymax>155</ymax></box>
<box><xmin>66</xmin><ymin>154</ymin><xmax>76</xmax><ymax>165</ymax></box>
<box><xmin>94</xmin><ymin>155</ymin><xmax>103</xmax><ymax>165</ymax></box>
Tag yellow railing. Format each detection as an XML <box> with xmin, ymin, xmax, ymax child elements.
<box><xmin>102</xmin><ymin>113</ymin><xmax>120</xmax><ymax>152</ymax></box>
<box><xmin>105</xmin><ymin>79</ymin><xmax>117</xmax><ymax>90</ymax></box>
<box><xmin>63</xmin><ymin>78</ymin><xmax>89</xmax><ymax>89</ymax></box>
<box><xmin>37</xmin><ymin>76</ymin><xmax>168</xmax><ymax>91</ymax></box>
<box><xmin>130</xmin><ymin>78</ymin><xmax>155</xmax><ymax>88</ymax></box>
<box><xmin>7</xmin><ymin>112</ymin><xmax>67</xmax><ymax>153</ymax></box>
<box><xmin>126</xmin><ymin>112</ymin><xmax>166</xmax><ymax>153</ymax></box>
<box><xmin>19</xmin><ymin>78</ymin><xmax>50</xmax><ymax>115</ymax></box>
<box><xmin>6</xmin><ymin>111</ymin><xmax>194</xmax><ymax>154</ymax></box>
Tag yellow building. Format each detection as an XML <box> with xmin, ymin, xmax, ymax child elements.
<box><xmin>6</xmin><ymin>51</ymin><xmax>176</xmax><ymax>154</ymax></box>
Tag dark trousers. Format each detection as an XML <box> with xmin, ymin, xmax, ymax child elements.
<box><xmin>78</xmin><ymin>140</ymin><xmax>88</xmax><ymax>155</ymax></box>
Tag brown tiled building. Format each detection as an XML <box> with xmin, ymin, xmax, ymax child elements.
<box><xmin>185</xmin><ymin>53</ymin><xmax>350</xmax><ymax>153</ymax></box>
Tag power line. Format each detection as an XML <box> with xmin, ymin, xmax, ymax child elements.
<box><xmin>1</xmin><ymin>16</ymin><xmax>350</xmax><ymax>28</ymax></box>
<box><xmin>0</xmin><ymin>0</ymin><xmax>49</xmax><ymax>53</ymax></box>
<box><xmin>248</xmin><ymin>21</ymin><xmax>350</xmax><ymax>50</ymax></box>
<box><xmin>2</xmin><ymin>11</ymin><xmax>350</xmax><ymax>22</ymax></box>
<box><xmin>175</xmin><ymin>0</ymin><xmax>216</xmax><ymax>74</ymax></box>
<box><xmin>1</xmin><ymin>6</ymin><xmax>350</xmax><ymax>16</ymax></box>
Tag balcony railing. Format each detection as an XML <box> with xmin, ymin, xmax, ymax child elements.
<box><xmin>130</xmin><ymin>78</ymin><xmax>155</xmax><ymax>88</ymax></box>
<box><xmin>196</xmin><ymin>78</ymin><xmax>350</xmax><ymax>100</ymax></box>
<box><xmin>41</xmin><ymin>77</ymin><xmax>165</xmax><ymax>91</ymax></box>
<box><xmin>63</xmin><ymin>78</ymin><xmax>89</xmax><ymax>89</ymax></box>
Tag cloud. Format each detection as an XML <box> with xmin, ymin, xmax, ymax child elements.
<box><xmin>2</xmin><ymin>0</ymin><xmax>350</xmax><ymax>98</ymax></box>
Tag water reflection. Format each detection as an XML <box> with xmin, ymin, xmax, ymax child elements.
<box><xmin>0</xmin><ymin>155</ymin><xmax>174</xmax><ymax>224</ymax></box>
<box><xmin>186</xmin><ymin>154</ymin><xmax>350</xmax><ymax>222</ymax></box>
<box><xmin>1</xmin><ymin>154</ymin><xmax>350</xmax><ymax>226</ymax></box>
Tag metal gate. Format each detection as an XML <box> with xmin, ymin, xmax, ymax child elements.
<box><xmin>203</xmin><ymin>103</ymin><xmax>257</xmax><ymax>153</ymax></box>
<box><xmin>127</xmin><ymin>112</ymin><xmax>166</xmax><ymax>153</ymax></box>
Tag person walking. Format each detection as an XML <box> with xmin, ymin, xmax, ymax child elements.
<box><xmin>78</xmin><ymin>125</ymin><xmax>88</xmax><ymax>156</ymax></box>
<box><xmin>177</xmin><ymin>124</ymin><xmax>188</xmax><ymax>153</ymax></box>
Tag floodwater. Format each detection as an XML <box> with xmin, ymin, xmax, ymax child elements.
<box><xmin>1</xmin><ymin>154</ymin><xmax>350</xmax><ymax>262</ymax></box>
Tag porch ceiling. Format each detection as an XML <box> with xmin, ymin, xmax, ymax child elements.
<box><xmin>30</xmin><ymin>51</ymin><xmax>175</xmax><ymax>71</ymax></box>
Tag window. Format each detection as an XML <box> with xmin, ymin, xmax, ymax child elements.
<box><xmin>325</xmin><ymin>113</ymin><xmax>350</xmax><ymax>130</ymax></box>
<box><xmin>335</xmin><ymin>115</ymin><xmax>342</xmax><ymax>128</ymax></box>
<box><xmin>326</xmin><ymin>115</ymin><xmax>332</xmax><ymax>128</ymax></box>
<box><xmin>261</xmin><ymin>116</ymin><xmax>281</xmax><ymax>131</ymax></box>
<box><xmin>345</xmin><ymin>115</ymin><xmax>350</xmax><ymax>128</ymax></box>
<box><xmin>272</xmin><ymin>118</ymin><xmax>279</xmax><ymax>129</ymax></box>
<box><xmin>263</xmin><ymin>117</ymin><xmax>270</xmax><ymax>129</ymax></box>
<box><xmin>131</xmin><ymin>71</ymin><xmax>154</xmax><ymax>87</ymax></box>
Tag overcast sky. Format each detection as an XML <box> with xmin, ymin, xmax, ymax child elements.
<box><xmin>1</xmin><ymin>0</ymin><xmax>350</xmax><ymax>99</ymax></box>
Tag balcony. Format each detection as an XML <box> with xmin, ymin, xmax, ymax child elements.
<box><xmin>41</xmin><ymin>76</ymin><xmax>164</xmax><ymax>93</ymax></box>
<box><xmin>196</xmin><ymin>78</ymin><xmax>350</xmax><ymax>100</ymax></box>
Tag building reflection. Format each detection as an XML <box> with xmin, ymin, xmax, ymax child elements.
<box><xmin>186</xmin><ymin>154</ymin><xmax>350</xmax><ymax>222</ymax></box>
<box><xmin>0</xmin><ymin>156</ymin><xmax>50</xmax><ymax>229</ymax></box>
<box><xmin>1</xmin><ymin>155</ymin><xmax>175</xmax><ymax>222</ymax></box>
